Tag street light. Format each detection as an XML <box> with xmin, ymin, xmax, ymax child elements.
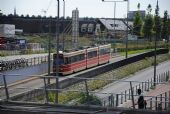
<box><xmin>102</xmin><ymin>0</ymin><xmax>118</xmax><ymax>39</ymax></box>
<box><xmin>62</xmin><ymin>0</ymin><xmax>65</xmax><ymax>51</ymax></box>
<box><xmin>55</xmin><ymin>0</ymin><xmax>60</xmax><ymax>104</ymax></box>
<box><xmin>124</xmin><ymin>0</ymin><xmax>129</xmax><ymax>59</ymax></box>
<box><xmin>47</xmin><ymin>18</ymin><xmax>51</xmax><ymax>85</ymax></box>
<box><xmin>102</xmin><ymin>0</ymin><xmax>129</xmax><ymax>58</ymax></box>
<box><xmin>154</xmin><ymin>0</ymin><xmax>159</xmax><ymax>86</ymax></box>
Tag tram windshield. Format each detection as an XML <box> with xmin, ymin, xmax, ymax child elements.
<box><xmin>53</xmin><ymin>54</ymin><xmax>64</xmax><ymax>66</ymax></box>
<box><xmin>59</xmin><ymin>55</ymin><xmax>64</xmax><ymax>65</ymax></box>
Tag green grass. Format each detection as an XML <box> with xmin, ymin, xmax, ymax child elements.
<box><xmin>120</xmin><ymin>49</ymin><xmax>153</xmax><ymax>56</ymax></box>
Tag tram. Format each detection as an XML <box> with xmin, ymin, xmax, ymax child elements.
<box><xmin>53</xmin><ymin>44</ymin><xmax>111</xmax><ymax>75</ymax></box>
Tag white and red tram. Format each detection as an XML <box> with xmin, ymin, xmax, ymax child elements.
<box><xmin>53</xmin><ymin>44</ymin><xmax>111</xmax><ymax>75</ymax></box>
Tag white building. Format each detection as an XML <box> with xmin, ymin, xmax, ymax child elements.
<box><xmin>99</xmin><ymin>18</ymin><xmax>133</xmax><ymax>38</ymax></box>
<box><xmin>0</xmin><ymin>24</ymin><xmax>15</xmax><ymax>38</ymax></box>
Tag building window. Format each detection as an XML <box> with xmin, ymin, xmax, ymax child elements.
<box><xmin>110</xmin><ymin>24</ymin><xmax>118</xmax><ymax>27</ymax></box>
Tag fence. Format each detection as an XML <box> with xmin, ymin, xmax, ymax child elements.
<box><xmin>0</xmin><ymin>50</ymin><xmax>20</xmax><ymax>56</ymax></box>
<box><xmin>146</xmin><ymin>89</ymin><xmax>170</xmax><ymax>111</ymax></box>
<box><xmin>0</xmin><ymin>69</ymin><xmax>170</xmax><ymax>111</ymax></box>
<box><xmin>101</xmin><ymin>71</ymin><xmax>170</xmax><ymax>111</ymax></box>
<box><xmin>0</xmin><ymin>55</ymin><xmax>52</xmax><ymax>72</ymax></box>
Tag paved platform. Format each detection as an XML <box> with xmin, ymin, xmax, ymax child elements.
<box><xmin>120</xmin><ymin>83</ymin><xmax>170</xmax><ymax>110</ymax></box>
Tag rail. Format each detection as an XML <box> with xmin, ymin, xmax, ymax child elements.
<box><xmin>0</xmin><ymin>70</ymin><xmax>170</xmax><ymax>111</ymax></box>
<box><xmin>0</xmin><ymin>55</ymin><xmax>52</xmax><ymax>72</ymax></box>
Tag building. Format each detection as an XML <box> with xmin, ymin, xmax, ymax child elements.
<box><xmin>81</xmin><ymin>24</ymin><xmax>88</xmax><ymax>33</ymax></box>
<box><xmin>128</xmin><ymin>10</ymin><xmax>146</xmax><ymax>20</ymax></box>
<box><xmin>0</xmin><ymin>24</ymin><xmax>15</xmax><ymax>38</ymax></box>
<box><xmin>87</xmin><ymin>23</ymin><xmax>94</xmax><ymax>34</ymax></box>
<box><xmin>98</xmin><ymin>18</ymin><xmax>133</xmax><ymax>38</ymax></box>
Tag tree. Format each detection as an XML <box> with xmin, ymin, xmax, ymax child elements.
<box><xmin>154</xmin><ymin>0</ymin><xmax>161</xmax><ymax>40</ymax></box>
<box><xmin>8</xmin><ymin>14</ymin><xmax>14</xmax><ymax>17</ymax></box>
<box><xmin>143</xmin><ymin>4</ymin><xmax>154</xmax><ymax>41</ymax></box>
<box><xmin>31</xmin><ymin>15</ymin><xmax>36</xmax><ymax>18</ymax></box>
<box><xmin>21</xmin><ymin>14</ymin><xmax>24</xmax><ymax>18</ymax></box>
<box><xmin>137</xmin><ymin>3</ymin><xmax>140</xmax><ymax>10</ymax></box>
<box><xmin>147</xmin><ymin>4</ymin><xmax>152</xmax><ymax>14</ymax></box>
<box><xmin>168</xmin><ymin>18</ymin><xmax>170</xmax><ymax>42</ymax></box>
<box><xmin>133</xmin><ymin>3</ymin><xmax>143</xmax><ymax>36</ymax></box>
<box><xmin>26</xmin><ymin>14</ymin><xmax>30</xmax><ymax>18</ymax></box>
<box><xmin>37</xmin><ymin>15</ymin><xmax>42</xmax><ymax>18</ymax></box>
<box><xmin>0</xmin><ymin>10</ymin><xmax>2</xmax><ymax>16</ymax></box>
<box><xmin>161</xmin><ymin>10</ymin><xmax>169</xmax><ymax>42</ymax></box>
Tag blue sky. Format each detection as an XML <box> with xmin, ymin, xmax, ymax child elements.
<box><xmin>0</xmin><ymin>0</ymin><xmax>170</xmax><ymax>18</ymax></box>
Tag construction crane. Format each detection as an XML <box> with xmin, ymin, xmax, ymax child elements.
<box><xmin>41</xmin><ymin>0</ymin><xmax>53</xmax><ymax>16</ymax></box>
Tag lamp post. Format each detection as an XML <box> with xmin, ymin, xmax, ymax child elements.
<box><xmin>55</xmin><ymin>0</ymin><xmax>60</xmax><ymax>104</ymax></box>
<box><xmin>102</xmin><ymin>0</ymin><xmax>129</xmax><ymax>58</ymax></box>
<box><xmin>124</xmin><ymin>0</ymin><xmax>129</xmax><ymax>59</ymax></box>
<box><xmin>102</xmin><ymin>0</ymin><xmax>125</xmax><ymax>38</ymax></box>
<box><xmin>114</xmin><ymin>2</ymin><xmax>116</xmax><ymax>38</ymax></box>
<box><xmin>154</xmin><ymin>0</ymin><xmax>159</xmax><ymax>86</ymax></box>
<box><xmin>47</xmin><ymin>18</ymin><xmax>51</xmax><ymax>85</ymax></box>
<box><xmin>62</xmin><ymin>0</ymin><xmax>65</xmax><ymax>51</ymax></box>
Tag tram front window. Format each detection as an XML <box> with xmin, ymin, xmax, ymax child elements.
<box><xmin>53</xmin><ymin>54</ymin><xmax>64</xmax><ymax>66</ymax></box>
<box><xmin>59</xmin><ymin>55</ymin><xmax>64</xmax><ymax>65</ymax></box>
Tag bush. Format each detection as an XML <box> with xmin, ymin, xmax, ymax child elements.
<box><xmin>79</xmin><ymin>93</ymin><xmax>102</xmax><ymax>106</ymax></box>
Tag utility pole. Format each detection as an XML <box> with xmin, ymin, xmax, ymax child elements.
<box><xmin>101</xmin><ymin>0</ymin><xmax>129</xmax><ymax>54</ymax></box>
<box><xmin>113</xmin><ymin>2</ymin><xmax>116</xmax><ymax>39</ymax></box>
<box><xmin>124</xmin><ymin>0</ymin><xmax>129</xmax><ymax>59</ymax></box>
<box><xmin>154</xmin><ymin>0</ymin><xmax>159</xmax><ymax>86</ymax></box>
<box><xmin>48</xmin><ymin>18</ymin><xmax>51</xmax><ymax>84</ymax></box>
<box><xmin>55</xmin><ymin>0</ymin><xmax>60</xmax><ymax>104</ymax></box>
<box><xmin>62</xmin><ymin>0</ymin><xmax>65</xmax><ymax>51</ymax></box>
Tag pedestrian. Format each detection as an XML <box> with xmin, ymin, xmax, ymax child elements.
<box><xmin>137</xmin><ymin>89</ymin><xmax>146</xmax><ymax>109</ymax></box>
<box><xmin>157</xmin><ymin>103</ymin><xmax>162</xmax><ymax>111</ymax></box>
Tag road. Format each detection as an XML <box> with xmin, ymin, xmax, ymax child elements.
<box><xmin>95</xmin><ymin>60</ymin><xmax>170</xmax><ymax>99</ymax></box>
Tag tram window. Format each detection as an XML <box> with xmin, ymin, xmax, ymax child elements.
<box><xmin>88</xmin><ymin>51</ymin><xmax>97</xmax><ymax>58</ymax></box>
<box><xmin>59</xmin><ymin>55</ymin><xmax>64</xmax><ymax>65</ymax></box>
<box><xmin>53</xmin><ymin>54</ymin><xmax>64</xmax><ymax>65</ymax></box>
<box><xmin>70</xmin><ymin>54</ymin><xmax>85</xmax><ymax>63</ymax></box>
<box><xmin>71</xmin><ymin>56</ymin><xmax>77</xmax><ymax>63</ymax></box>
<box><xmin>64</xmin><ymin>57</ymin><xmax>71</xmax><ymax>64</ymax></box>
<box><xmin>100</xmin><ymin>48</ymin><xmax>110</xmax><ymax>55</ymax></box>
<box><xmin>71</xmin><ymin>56</ymin><xmax>76</xmax><ymax>63</ymax></box>
<box><xmin>79</xmin><ymin>54</ymin><xmax>85</xmax><ymax>60</ymax></box>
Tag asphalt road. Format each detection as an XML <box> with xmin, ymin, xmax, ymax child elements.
<box><xmin>95</xmin><ymin>60</ymin><xmax>170</xmax><ymax>99</ymax></box>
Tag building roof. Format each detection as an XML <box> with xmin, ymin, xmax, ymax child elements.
<box><xmin>81</xmin><ymin>24</ymin><xmax>88</xmax><ymax>28</ymax></box>
<box><xmin>99</xmin><ymin>18</ymin><xmax>133</xmax><ymax>31</ymax></box>
<box><xmin>88</xmin><ymin>23</ymin><xmax>94</xmax><ymax>28</ymax></box>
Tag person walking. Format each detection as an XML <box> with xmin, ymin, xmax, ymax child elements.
<box><xmin>137</xmin><ymin>89</ymin><xmax>147</xmax><ymax>109</ymax></box>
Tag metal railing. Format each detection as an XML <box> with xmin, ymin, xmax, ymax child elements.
<box><xmin>101</xmin><ymin>71</ymin><xmax>170</xmax><ymax>110</ymax></box>
<box><xmin>0</xmin><ymin>70</ymin><xmax>170</xmax><ymax>111</ymax></box>
<box><xmin>0</xmin><ymin>55</ymin><xmax>52</xmax><ymax>72</ymax></box>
